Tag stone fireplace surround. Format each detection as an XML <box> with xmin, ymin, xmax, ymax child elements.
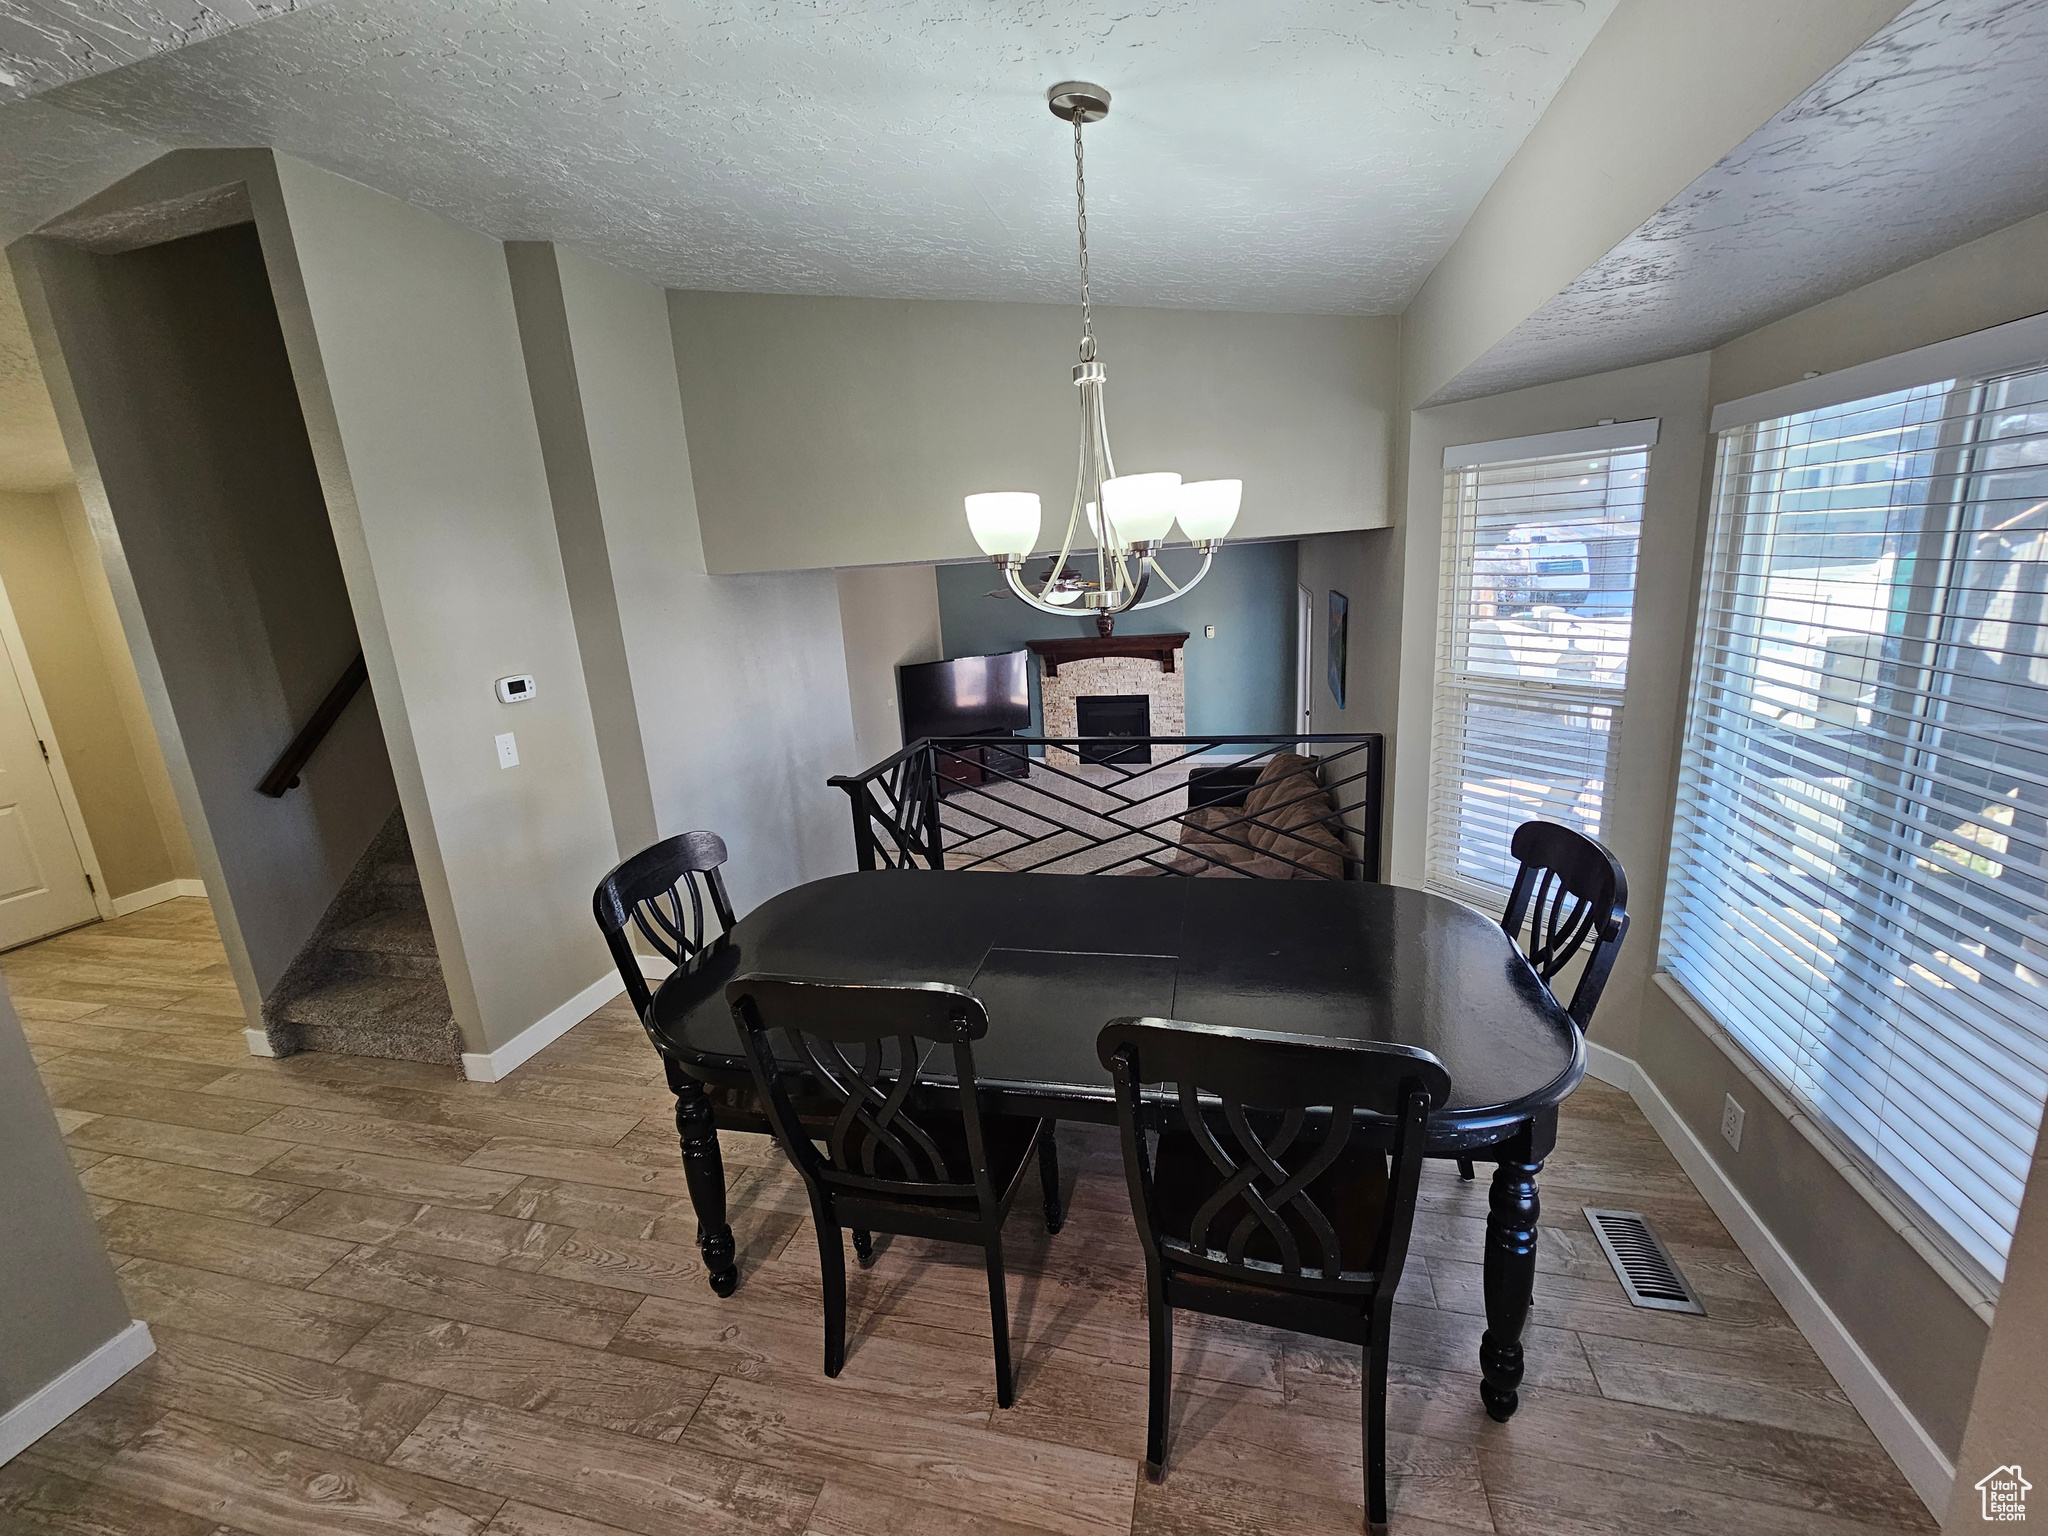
<box><xmin>1028</xmin><ymin>634</ymin><xmax>1187</xmax><ymax>767</ymax></box>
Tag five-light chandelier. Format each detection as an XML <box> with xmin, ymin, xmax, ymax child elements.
<box><xmin>964</xmin><ymin>81</ymin><xmax>1240</xmax><ymax>636</ymax></box>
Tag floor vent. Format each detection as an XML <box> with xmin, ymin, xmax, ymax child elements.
<box><xmin>1583</xmin><ymin>1208</ymin><xmax>1706</xmax><ymax>1315</ymax></box>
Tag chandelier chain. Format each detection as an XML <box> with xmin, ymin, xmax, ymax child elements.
<box><xmin>1073</xmin><ymin>113</ymin><xmax>1094</xmax><ymax>363</ymax></box>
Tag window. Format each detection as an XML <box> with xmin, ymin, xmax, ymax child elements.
<box><xmin>1426</xmin><ymin>425</ymin><xmax>1653</xmax><ymax>900</ymax></box>
<box><xmin>1667</xmin><ymin>366</ymin><xmax>2048</xmax><ymax>1286</ymax></box>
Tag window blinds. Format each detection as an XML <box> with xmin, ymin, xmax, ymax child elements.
<box><xmin>1666</xmin><ymin>367</ymin><xmax>2048</xmax><ymax>1286</ymax></box>
<box><xmin>1427</xmin><ymin>438</ymin><xmax>1650</xmax><ymax>901</ymax></box>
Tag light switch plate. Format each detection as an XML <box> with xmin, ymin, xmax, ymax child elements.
<box><xmin>495</xmin><ymin>732</ymin><xmax>519</xmax><ymax>769</ymax></box>
<box><xmin>1720</xmin><ymin>1093</ymin><xmax>1745</xmax><ymax>1152</ymax></box>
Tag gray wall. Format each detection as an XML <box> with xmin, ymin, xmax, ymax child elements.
<box><xmin>505</xmin><ymin>241</ymin><xmax>660</xmax><ymax>858</ymax></box>
<box><xmin>0</xmin><ymin>982</ymin><xmax>135</xmax><ymax>1422</ymax></box>
<box><xmin>14</xmin><ymin>212</ymin><xmax>397</xmax><ymax>1009</ymax></box>
<box><xmin>1944</xmin><ymin>1121</ymin><xmax>2048</xmax><ymax>1532</ymax></box>
<box><xmin>836</xmin><ymin>564</ymin><xmax>942</xmax><ymax>771</ymax></box>
<box><xmin>524</xmin><ymin>244</ymin><xmax>860</xmax><ymax>915</ymax></box>
<box><xmin>668</xmin><ymin>291</ymin><xmax>1398</xmax><ymax>575</ymax></box>
<box><xmin>1388</xmin><ymin>345</ymin><xmax>1987</xmax><ymax>1458</ymax></box>
<box><xmin>934</xmin><ymin>539</ymin><xmax>1301</xmax><ymax>738</ymax></box>
<box><xmin>1393</xmin><ymin>352</ymin><xmax>1715</xmax><ymax>1064</ymax></box>
<box><xmin>266</xmin><ymin>156</ymin><xmax>623</xmax><ymax>1055</ymax></box>
<box><xmin>0</xmin><ymin>487</ymin><xmax>183</xmax><ymax>898</ymax></box>
<box><xmin>1377</xmin><ymin>202</ymin><xmax>2048</xmax><ymax>1466</ymax></box>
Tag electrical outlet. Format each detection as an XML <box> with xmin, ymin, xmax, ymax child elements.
<box><xmin>495</xmin><ymin>731</ymin><xmax>520</xmax><ymax>769</ymax></box>
<box><xmin>1720</xmin><ymin>1093</ymin><xmax>1745</xmax><ymax>1152</ymax></box>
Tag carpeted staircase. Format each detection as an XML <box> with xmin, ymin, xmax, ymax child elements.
<box><xmin>262</xmin><ymin>810</ymin><xmax>463</xmax><ymax>1064</ymax></box>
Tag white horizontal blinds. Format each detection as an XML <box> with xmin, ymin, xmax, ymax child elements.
<box><xmin>1667</xmin><ymin>368</ymin><xmax>2048</xmax><ymax>1285</ymax></box>
<box><xmin>1427</xmin><ymin>443</ymin><xmax>1649</xmax><ymax>901</ymax></box>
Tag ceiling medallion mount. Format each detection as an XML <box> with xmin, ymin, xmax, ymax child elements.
<box><xmin>964</xmin><ymin>80</ymin><xmax>1240</xmax><ymax>637</ymax></box>
<box><xmin>1046</xmin><ymin>81</ymin><xmax>1111</xmax><ymax>125</ymax></box>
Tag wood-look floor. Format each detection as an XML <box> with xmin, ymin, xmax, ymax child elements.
<box><xmin>6</xmin><ymin>899</ymin><xmax>1936</xmax><ymax>1536</ymax></box>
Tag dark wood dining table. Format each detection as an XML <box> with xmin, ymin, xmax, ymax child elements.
<box><xmin>649</xmin><ymin>868</ymin><xmax>1585</xmax><ymax>1421</ymax></box>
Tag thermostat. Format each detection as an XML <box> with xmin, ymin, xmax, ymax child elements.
<box><xmin>495</xmin><ymin>674</ymin><xmax>537</xmax><ymax>704</ymax></box>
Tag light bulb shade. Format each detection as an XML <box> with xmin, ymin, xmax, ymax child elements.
<box><xmin>1176</xmin><ymin>478</ymin><xmax>1241</xmax><ymax>541</ymax></box>
<box><xmin>1100</xmin><ymin>472</ymin><xmax>1180</xmax><ymax>546</ymax></box>
<box><xmin>964</xmin><ymin>491</ymin><xmax>1041</xmax><ymax>556</ymax></box>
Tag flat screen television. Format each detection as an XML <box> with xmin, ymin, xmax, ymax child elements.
<box><xmin>898</xmin><ymin>649</ymin><xmax>1031</xmax><ymax>742</ymax></box>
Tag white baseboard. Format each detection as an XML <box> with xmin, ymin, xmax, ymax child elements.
<box><xmin>243</xmin><ymin>1027</ymin><xmax>276</xmax><ymax>1058</ymax></box>
<box><xmin>0</xmin><ymin>1320</ymin><xmax>154</xmax><ymax>1466</ymax></box>
<box><xmin>461</xmin><ymin>972</ymin><xmax>624</xmax><ymax>1083</ymax></box>
<box><xmin>109</xmin><ymin>878</ymin><xmax>208</xmax><ymax>917</ymax></box>
<box><xmin>1583</xmin><ymin>1038</ymin><xmax>1636</xmax><ymax>1092</ymax></box>
<box><xmin>1624</xmin><ymin>1060</ymin><xmax>1952</xmax><ymax>1516</ymax></box>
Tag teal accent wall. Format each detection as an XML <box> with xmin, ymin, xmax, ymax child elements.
<box><xmin>934</xmin><ymin>540</ymin><xmax>1300</xmax><ymax>736</ymax></box>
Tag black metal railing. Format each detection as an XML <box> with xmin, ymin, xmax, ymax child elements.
<box><xmin>829</xmin><ymin>734</ymin><xmax>1384</xmax><ymax>880</ymax></box>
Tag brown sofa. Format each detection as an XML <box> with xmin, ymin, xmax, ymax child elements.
<box><xmin>1164</xmin><ymin>752</ymin><xmax>1348</xmax><ymax>879</ymax></box>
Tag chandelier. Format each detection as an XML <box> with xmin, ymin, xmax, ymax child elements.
<box><xmin>964</xmin><ymin>81</ymin><xmax>1240</xmax><ymax>637</ymax></box>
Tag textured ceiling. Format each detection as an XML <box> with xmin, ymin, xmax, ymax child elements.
<box><xmin>0</xmin><ymin>0</ymin><xmax>329</xmax><ymax>102</ymax></box>
<box><xmin>1431</xmin><ymin>0</ymin><xmax>2048</xmax><ymax>405</ymax></box>
<box><xmin>31</xmin><ymin>0</ymin><xmax>1617</xmax><ymax>314</ymax></box>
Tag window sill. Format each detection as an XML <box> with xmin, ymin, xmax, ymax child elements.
<box><xmin>1651</xmin><ymin>968</ymin><xmax>1997</xmax><ymax>1324</ymax></box>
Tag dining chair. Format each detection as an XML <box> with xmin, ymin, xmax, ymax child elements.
<box><xmin>594</xmin><ymin>832</ymin><xmax>789</xmax><ymax>1294</ymax></box>
<box><xmin>725</xmin><ymin>974</ymin><xmax>1062</xmax><ymax>1407</ymax></box>
<box><xmin>1097</xmin><ymin>1017</ymin><xmax>1448</xmax><ymax>1535</ymax></box>
<box><xmin>592</xmin><ymin>831</ymin><xmax>738</xmax><ymax>1034</ymax></box>
<box><xmin>1457</xmin><ymin>819</ymin><xmax>1629</xmax><ymax>1180</ymax></box>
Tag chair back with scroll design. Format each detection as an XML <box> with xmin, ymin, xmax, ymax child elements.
<box><xmin>592</xmin><ymin>831</ymin><xmax>738</xmax><ymax>1035</ymax></box>
<box><xmin>727</xmin><ymin>974</ymin><xmax>1056</xmax><ymax>1407</ymax></box>
<box><xmin>726</xmin><ymin>976</ymin><xmax>999</xmax><ymax>1211</ymax></box>
<box><xmin>1499</xmin><ymin>820</ymin><xmax>1630</xmax><ymax>1030</ymax></box>
<box><xmin>1097</xmin><ymin>1017</ymin><xmax>1447</xmax><ymax>1527</ymax></box>
<box><xmin>1099</xmin><ymin>1019</ymin><xmax>1447</xmax><ymax>1300</ymax></box>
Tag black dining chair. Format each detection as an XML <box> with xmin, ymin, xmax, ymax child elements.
<box><xmin>593</xmin><ymin>832</ymin><xmax>778</xmax><ymax>1294</ymax></box>
<box><xmin>592</xmin><ymin>831</ymin><xmax>738</xmax><ymax>1031</ymax></box>
<box><xmin>726</xmin><ymin>975</ymin><xmax>1062</xmax><ymax>1407</ymax></box>
<box><xmin>1457</xmin><ymin>819</ymin><xmax>1629</xmax><ymax>1180</ymax></box>
<box><xmin>1098</xmin><ymin>1017</ymin><xmax>1448</xmax><ymax>1535</ymax></box>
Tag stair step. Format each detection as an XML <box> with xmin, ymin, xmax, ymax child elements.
<box><xmin>274</xmin><ymin>973</ymin><xmax>460</xmax><ymax>1065</ymax></box>
<box><xmin>327</xmin><ymin>909</ymin><xmax>440</xmax><ymax>978</ymax></box>
<box><xmin>376</xmin><ymin>859</ymin><xmax>421</xmax><ymax>888</ymax></box>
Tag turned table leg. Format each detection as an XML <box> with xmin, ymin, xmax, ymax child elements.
<box><xmin>1478</xmin><ymin>1113</ymin><xmax>1554</xmax><ymax>1421</ymax></box>
<box><xmin>665</xmin><ymin>1060</ymin><xmax>737</xmax><ymax>1296</ymax></box>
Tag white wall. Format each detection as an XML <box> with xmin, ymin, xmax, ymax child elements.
<box><xmin>835</xmin><ymin>564</ymin><xmax>942</xmax><ymax>771</ymax></box>
<box><xmin>547</xmin><ymin>247</ymin><xmax>860</xmax><ymax>910</ymax></box>
<box><xmin>669</xmin><ymin>291</ymin><xmax>1399</xmax><ymax>575</ymax></box>
<box><xmin>268</xmin><ymin>158</ymin><xmax>621</xmax><ymax>1054</ymax></box>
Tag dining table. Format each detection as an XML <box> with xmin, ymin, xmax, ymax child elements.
<box><xmin>648</xmin><ymin>868</ymin><xmax>1585</xmax><ymax>1422</ymax></box>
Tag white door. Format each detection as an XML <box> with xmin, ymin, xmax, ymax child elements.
<box><xmin>1296</xmin><ymin>584</ymin><xmax>1315</xmax><ymax>743</ymax></box>
<box><xmin>0</xmin><ymin>630</ymin><xmax>98</xmax><ymax>949</ymax></box>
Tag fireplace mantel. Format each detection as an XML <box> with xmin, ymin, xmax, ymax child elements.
<box><xmin>1026</xmin><ymin>633</ymin><xmax>1189</xmax><ymax>677</ymax></box>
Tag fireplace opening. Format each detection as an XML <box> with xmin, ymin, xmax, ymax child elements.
<box><xmin>1076</xmin><ymin>694</ymin><xmax>1151</xmax><ymax>765</ymax></box>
